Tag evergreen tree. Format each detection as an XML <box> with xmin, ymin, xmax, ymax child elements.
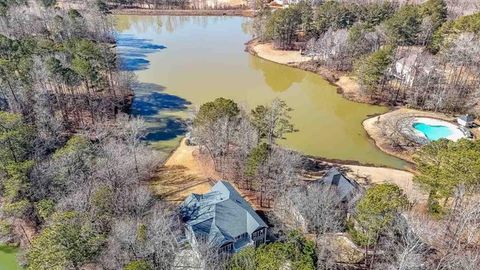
<box><xmin>355</xmin><ymin>45</ymin><xmax>395</xmax><ymax>96</ymax></box>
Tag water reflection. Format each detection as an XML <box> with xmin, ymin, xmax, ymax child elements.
<box><xmin>116</xmin><ymin>15</ymin><xmax>237</xmax><ymax>35</ymax></box>
<box><xmin>143</xmin><ymin>116</ymin><xmax>188</xmax><ymax>141</ymax></box>
<box><xmin>131</xmin><ymin>91</ymin><xmax>191</xmax><ymax>116</ymax></box>
<box><xmin>250</xmin><ymin>56</ymin><xmax>306</xmax><ymax>92</ymax></box>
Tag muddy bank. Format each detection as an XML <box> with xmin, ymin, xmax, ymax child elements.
<box><xmin>112</xmin><ymin>8</ymin><xmax>254</xmax><ymax>17</ymax></box>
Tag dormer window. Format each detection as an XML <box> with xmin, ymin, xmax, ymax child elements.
<box><xmin>235</xmin><ymin>233</ymin><xmax>248</xmax><ymax>240</ymax></box>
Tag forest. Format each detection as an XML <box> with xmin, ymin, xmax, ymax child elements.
<box><xmin>254</xmin><ymin>0</ymin><xmax>480</xmax><ymax>113</ymax></box>
<box><xmin>0</xmin><ymin>0</ymin><xmax>177</xmax><ymax>269</ymax></box>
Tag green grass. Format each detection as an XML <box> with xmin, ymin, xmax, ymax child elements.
<box><xmin>0</xmin><ymin>245</ymin><xmax>22</xmax><ymax>270</ymax></box>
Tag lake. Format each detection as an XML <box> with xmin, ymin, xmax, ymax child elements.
<box><xmin>115</xmin><ymin>15</ymin><xmax>406</xmax><ymax>169</ymax></box>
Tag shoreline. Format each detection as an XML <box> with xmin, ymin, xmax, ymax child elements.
<box><xmin>111</xmin><ymin>8</ymin><xmax>254</xmax><ymax>17</ymax></box>
<box><xmin>156</xmin><ymin>139</ymin><xmax>426</xmax><ymax>205</ymax></box>
<box><xmin>245</xmin><ymin>40</ymin><xmax>416</xmax><ymax>167</ymax></box>
<box><xmin>362</xmin><ymin>108</ymin><xmax>458</xmax><ymax>163</ymax></box>
<box><xmin>245</xmin><ymin>39</ymin><xmax>378</xmax><ymax>105</ymax></box>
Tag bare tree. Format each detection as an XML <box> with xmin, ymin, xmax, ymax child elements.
<box><xmin>251</xmin><ymin>98</ymin><xmax>296</xmax><ymax>146</ymax></box>
<box><xmin>254</xmin><ymin>146</ymin><xmax>300</xmax><ymax>207</ymax></box>
<box><xmin>405</xmin><ymin>189</ymin><xmax>480</xmax><ymax>270</ymax></box>
<box><xmin>100</xmin><ymin>203</ymin><xmax>180</xmax><ymax>270</ymax></box>
<box><xmin>192</xmin><ymin>115</ymin><xmax>238</xmax><ymax>173</ymax></box>
<box><xmin>374</xmin><ymin>214</ymin><xmax>430</xmax><ymax>270</ymax></box>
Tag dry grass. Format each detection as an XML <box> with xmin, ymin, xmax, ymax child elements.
<box><xmin>335</xmin><ymin>76</ymin><xmax>371</xmax><ymax>103</ymax></box>
<box><xmin>252</xmin><ymin>43</ymin><xmax>310</xmax><ymax>65</ymax></box>
<box><xmin>152</xmin><ymin>165</ymin><xmax>214</xmax><ymax>203</ymax></box>
<box><xmin>151</xmin><ymin>139</ymin><xmax>219</xmax><ymax>203</ymax></box>
<box><xmin>342</xmin><ymin>165</ymin><xmax>427</xmax><ymax>205</ymax></box>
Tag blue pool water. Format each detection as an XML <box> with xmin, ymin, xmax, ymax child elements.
<box><xmin>413</xmin><ymin>123</ymin><xmax>454</xmax><ymax>141</ymax></box>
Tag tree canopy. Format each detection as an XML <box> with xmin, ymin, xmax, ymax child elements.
<box><xmin>230</xmin><ymin>231</ymin><xmax>316</xmax><ymax>270</ymax></box>
<box><xmin>350</xmin><ymin>183</ymin><xmax>408</xmax><ymax>247</ymax></box>
<box><xmin>355</xmin><ymin>45</ymin><xmax>395</xmax><ymax>95</ymax></box>
<box><xmin>430</xmin><ymin>12</ymin><xmax>480</xmax><ymax>52</ymax></box>
<box><xmin>251</xmin><ymin>99</ymin><xmax>295</xmax><ymax>145</ymax></box>
<box><xmin>193</xmin><ymin>97</ymin><xmax>240</xmax><ymax>127</ymax></box>
<box><xmin>414</xmin><ymin>139</ymin><xmax>480</xmax><ymax>212</ymax></box>
<box><xmin>27</xmin><ymin>212</ymin><xmax>105</xmax><ymax>270</ymax></box>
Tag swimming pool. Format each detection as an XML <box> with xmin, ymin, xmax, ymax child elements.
<box><xmin>412</xmin><ymin>118</ymin><xmax>466</xmax><ymax>142</ymax></box>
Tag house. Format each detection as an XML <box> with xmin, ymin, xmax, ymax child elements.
<box><xmin>457</xmin><ymin>114</ymin><xmax>475</xmax><ymax>127</ymax></box>
<box><xmin>390</xmin><ymin>47</ymin><xmax>435</xmax><ymax>87</ymax></box>
<box><xmin>271</xmin><ymin>0</ymin><xmax>300</xmax><ymax>7</ymax></box>
<box><xmin>319</xmin><ymin>168</ymin><xmax>362</xmax><ymax>205</ymax></box>
<box><xmin>180</xmin><ymin>181</ymin><xmax>268</xmax><ymax>253</ymax></box>
<box><xmin>275</xmin><ymin>168</ymin><xmax>362</xmax><ymax>233</ymax></box>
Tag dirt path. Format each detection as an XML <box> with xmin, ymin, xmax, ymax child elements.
<box><xmin>151</xmin><ymin>139</ymin><xmax>219</xmax><ymax>203</ymax></box>
<box><xmin>342</xmin><ymin>165</ymin><xmax>427</xmax><ymax>204</ymax></box>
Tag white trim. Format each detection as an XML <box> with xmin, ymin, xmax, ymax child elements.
<box><xmin>412</xmin><ymin>117</ymin><xmax>466</xmax><ymax>142</ymax></box>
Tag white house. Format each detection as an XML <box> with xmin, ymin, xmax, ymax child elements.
<box><xmin>390</xmin><ymin>47</ymin><xmax>435</xmax><ymax>87</ymax></box>
<box><xmin>272</xmin><ymin>0</ymin><xmax>301</xmax><ymax>7</ymax></box>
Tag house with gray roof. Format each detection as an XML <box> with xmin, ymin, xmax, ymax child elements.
<box><xmin>180</xmin><ymin>181</ymin><xmax>268</xmax><ymax>253</ymax></box>
<box><xmin>275</xmin><ymin>167</ymin><xmax>362</xmax><ymax>233</ymax></box>
<box><xmin>457</xmin><ymin>114</ymin><xmax>475</xmax><ymax>127</ymax></box>
<box><xmin>320</xmin><ymin>168</ymin><xmax>362</xmax><ymax>205</ymax></box>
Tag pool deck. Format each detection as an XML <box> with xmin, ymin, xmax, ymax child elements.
<box><xmin>412</xmin><ymin>117</ymin><xmax>467</xmax><ymax>142</ymax></box>
<box><xmin>363</xmin><ymin>108</ymin><xmax>459</xmax><ymax>163</ymax></box>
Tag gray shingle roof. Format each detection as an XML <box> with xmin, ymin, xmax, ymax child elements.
<box><xmin>320</xmin><ymin>168</ymin><xmax>360</xmax><ymax>202</ymax></box>
<box><xmin>180</xmin><ymin>181</ymin><xmax>267</xmax><ymax>247</ymax></box>
<box><xmin>458</xmin><ymin>114</ymin><xmax>475</xmax><ymax>122</ymax></box>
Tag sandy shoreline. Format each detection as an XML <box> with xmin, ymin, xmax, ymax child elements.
<box><xmin>155</xmin><ymin>139</ymin><xmax>427</xmax><ymax>205</ymax></box>
<box><xmin>245</xmin><ymin>39</ymin><xmax>372</xmax><ymax>104</ymax></box>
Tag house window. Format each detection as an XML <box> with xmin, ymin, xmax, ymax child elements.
<box><xmin>222</xmin><ymin>243</ymin><xmax>233</xmax><ymax>252</ymax></box>
<box><xmin>235</xmin><ymin>233</ymin><xmax>247</xmax><ymax>240</ymax></box>
<box><xmin>253</xmin><ymin>229</ymin><xmax>263</xmax><ymax>239</ymax></box>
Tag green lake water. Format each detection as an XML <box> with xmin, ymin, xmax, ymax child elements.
<box><xmin>115</xmin><ymin>15</ymin><xmax>406</xmax><ymax>169</ymax></box>
<box><xmin>0</xmin><ymin>246</ymin><xmax>21</xmax><ymax>270</ymax></box>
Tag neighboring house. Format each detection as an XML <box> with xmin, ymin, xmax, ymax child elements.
<box><xmin>390</xmin><ymin>47</ymin><xmax>435</xmax><ymax>87</ymax></box>
<box><xmin>275</xmin><ymin>168</ymin><xmax>362</xmax><ymax>233</ymax></box>
<box><xmin>180</xmin><ymin>181</ymin><xmax>268</xmax><ymax>254</ymax></box>
<box><xmin>457</xmin><ymin>114</ymin><xmax>475</xmax><ymax>127</ymax></box>
<box><xmin>272</xmin><ymin>0</ymin><xmax>301</xmax><ymax>7</ymax></box>
<box><xmin>319</xmin><ymin>168</ymin><xmax>362</xmax><ymax>205</ymax></box>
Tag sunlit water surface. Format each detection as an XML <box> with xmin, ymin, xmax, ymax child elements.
<box><xmin>115</xmin><ymin>15</ymin><xmax>406</xmax><ymax>169</ymax></box>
